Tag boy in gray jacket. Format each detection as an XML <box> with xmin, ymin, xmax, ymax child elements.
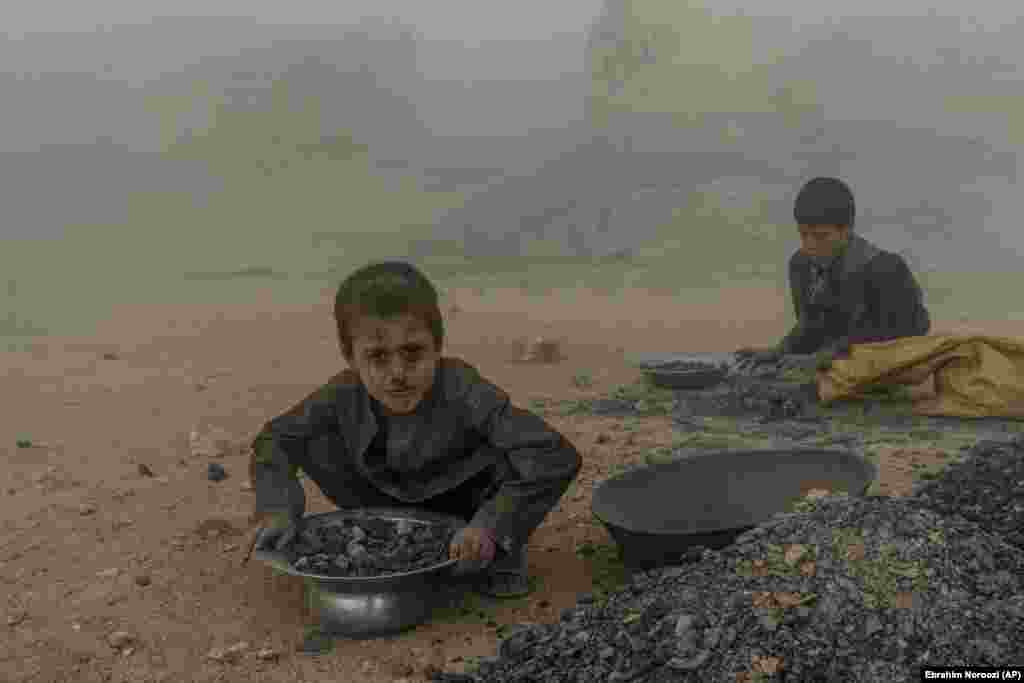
<box><xmin>739</xmin><ymin>177</ymin><xmax>931</xmax><ymax>371</ymax></box>
<box><xmin>249</xmin><ymin>261</ymin><xmax>581</xmax><ymax>602</ymax></box>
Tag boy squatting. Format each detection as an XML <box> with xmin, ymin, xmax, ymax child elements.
<box><xmin>249</xmin><ymin>261</ymin><xmax>582</xmax><ymax>600</ymax></box>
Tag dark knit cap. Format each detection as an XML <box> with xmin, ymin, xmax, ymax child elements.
<box><xmin>794</xmin><ymin>177</ymin><xmax>856</xmax><ymax>227</ymax></box>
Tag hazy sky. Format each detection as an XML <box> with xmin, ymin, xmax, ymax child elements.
<box><xmin>708</xmin><ymin>0</ymin><xmax>1018</xmax><ymax>26</ymax></box>
<box><xmin>3</xmin><ymin>0</ymin><xmax>606</xmax><ymax>39</ymax></box>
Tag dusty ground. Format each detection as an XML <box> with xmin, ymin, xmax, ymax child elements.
<box><xmin>1</xmin><ymin>285</ymin><xmax>1020</xmax><ymax>683</ymax></box>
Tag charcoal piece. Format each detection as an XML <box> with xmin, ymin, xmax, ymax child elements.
<box><xmin>289</xmin><ymin>515</ymin><xmax>458</xmax><ymax>577</ymax></box>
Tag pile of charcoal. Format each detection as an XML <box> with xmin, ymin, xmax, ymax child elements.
<box><xmin>728</xmin><ymin>357</ymin><xmax>783</xmax><ymax>380</ymax></box>
<box><xmin>434</xmin><ymin>440</ymin><xmax>1024</xmax><ymax>682</ymax></box>
<box><xmin>435</xmin><ymin>496</ymin><xmax>1024</xmax><ymax>682</ymax></box>
<box><xmin>912</xmin><ymin>435</ymin><xmax>1024</xmax><ymax>550</ymax></box>
<box><xmin>652</xmin><ymin>360</ymin><xmax>729</xmax><ymax>373</ymax></box>
<box><xmin>287</xmin><ymin>516</ymin><xmax>457</xmax><ymax>577</ymax></box>
<box><xmin>673</xmin><ymin>378</ymin><xmax>818</xmax><ymax>424</ymax></box>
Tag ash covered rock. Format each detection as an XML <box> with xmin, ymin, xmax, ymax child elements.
<box><xmin>288</xmin><ymin>516</ymin><xmax>457</xmax><ymax>577</ymax></box>
<box><xmin>435</xmin><ymin>494</ymin><xmax>1024</xmax><ymax>682</ymax></box>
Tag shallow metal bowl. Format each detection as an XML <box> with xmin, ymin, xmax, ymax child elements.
<box><xmin>251</xmin><ymin>507</ymin><xmax>467</xmax><ymax>639</ymax></box>
<box><xmin>591</xmin><ymin>448</ymin><xmax>877</xmax><ymax>570</ymax></box>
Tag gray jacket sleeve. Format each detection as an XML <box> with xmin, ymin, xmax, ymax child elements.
<box><xmin>460</xmin><ymin>367</ymin><xmax>582</xmax><ymax>551</ymax></box>
<box><xmin>249</xmin><ymin>380</ymin><xmax>341</xmax><ymax>522</ymax></box>
<box><xmin>778</xmin><ymin>254</ymin><xmax>811</xmax><ymax>354</ymax></box>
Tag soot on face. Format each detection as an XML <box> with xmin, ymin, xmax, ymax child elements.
<box><xmin>287</xmin><ymin>516</ymin><xmax>459</xmax><ymax>577</ymax></box>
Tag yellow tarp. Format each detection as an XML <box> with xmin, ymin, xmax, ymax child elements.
<box><xmin>817</xmin><ymin>334</ymin><xmax>1024</xmax><ymax>418</ymax></box>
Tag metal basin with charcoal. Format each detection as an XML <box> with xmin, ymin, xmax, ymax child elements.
<box><xmin>632</xmin><ymin>352</ymin><xmax>733</xmax><ymax>391</ymax></box>
<box><xmin>251</xmin><ymin>507</ymin><xmax>467</xmax><ymax>639</ymax></box>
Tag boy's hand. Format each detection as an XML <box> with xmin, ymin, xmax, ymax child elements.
<box><xmin>449</xmin><ymin>526</ymin><xmax>497</xmax><ymax>575</ymax></box>
<box><xmin>253</xmin><ymin>512</ymin><xmax>302</xmax><ymax>553</ymax></box>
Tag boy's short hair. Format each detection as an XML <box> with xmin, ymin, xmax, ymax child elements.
<box><xmin>333</xmin><ymin>261</ymin><xmax>445</xmax><ymax>358</ymax></box>
<box><xmin>794</xmin><ymin>177</ymin><xmax>856</xmax><ymax>228</ymax></box>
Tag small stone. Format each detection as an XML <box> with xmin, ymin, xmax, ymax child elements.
<box><xmin>596</xmin><ymin>433</ymin><xmax>611</xmax><ymax>444</ymax></box>
<box><xmin>96</xmin><ymin>568</ymin><xmax>120</xmax><ymax>579</ymax></box>
<box><xmin>7</xmin><ymin>611</ymin><xmax>27</xmax><ymax>626</ymax></box>
<box><xmin>667</xmin><ymin>650</ymin><xmax>711</xmax><ymax>671</ymax></box>
<box><xmin>207</xmin><ymin>464</ymin><xmax>227</xmax><ymax>482</ymax></box>
<box><xmin>190</xmin><ymin>427</ymin><xmax>235</xmax><ymax>459</ymax></box>
<box><xmin>255</xmin><ymin>647</ymin><xmax>280</xmax><ymax>661</ymax></box>
<box><xmin>107</xmin><ymin>631</ymin><xmax>135</xmax><ymax>649</ymax></box>
<box><xmin>207</xmin><ymin>641</ymin><xmax>248</xmax><ymax>663</ymax></box>
<box><xmin>154</xmin><ymin>476</ymin><xmax>169</xmax><ymax>485</ymax></box>
<box><xmin>102</xmin><ymin>352</ymin><xmax>119</xmax><ymax>360</ymax></box>
<box><xmin>78</xmin><ymin>503</ymin><xmax>97</xmax><ymax>516</ymax></box>
<box><xmin>702</xmin><ymin>627</ymin><xmax>722</xmax><ymax>649</ymax></box>
<box><xmin>134</xmin><ymin>575</ymin><xmax>151</xmax><ymax>587</ymax></box>
<box><xmin>137</xmin><ymin>464</ymin><xmax>154</xmax><ymax>478</ymax></box>
<box><xmin>240</xmin><ymin>481</ymin><xmax>254</xmax><ymax>491</ymax></box>
<box><xmin>674</xmin><ymin>614</ymin><xmax>696</xmax><ymax>636</ymax></box>
<box><xmin>676</xmin><ymin>631</ymin><xmax>699</xmax><ymax>656</ymax></box>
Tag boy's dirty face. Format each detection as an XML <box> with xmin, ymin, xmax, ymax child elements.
<box><xmin>798</xmin><ymin>223</ymin><xmax>850</xmax><ymax>261</ymax></box>
<box><xmin>346</xmin><ymin>313</ymin><xmax>440</xmax><ymax>415</ymax></box>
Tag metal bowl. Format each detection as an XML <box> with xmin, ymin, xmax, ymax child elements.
<box><xmin>591</xmin><ymin>449</ymin><xmax>877</xmax><ymax>570</ymax></box>
<box><xmin>251</xmin><ymin>507</ymin><xmax>467</xmax><ymax>639</ymax></box>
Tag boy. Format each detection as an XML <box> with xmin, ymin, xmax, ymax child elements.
<box><xmin>738</xmin><ymin>177</ymin><xmax>931</xmax><ymax>371</ymax></box>
<box><xmin>249</xmin><ymin>261</ymin><xmax>581</xmax><ymax>602</ymax></box>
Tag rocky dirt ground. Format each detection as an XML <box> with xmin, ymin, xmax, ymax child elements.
<box><xmin>2</xmin><ymin>287</ymin><xmax>1021</xmax><ymax>683</ymax></box>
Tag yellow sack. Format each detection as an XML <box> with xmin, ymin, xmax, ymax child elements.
<box><xmin>817</xmin><ymin>334</ymin><xmax>1024</xmax><ymax>418</ymax></box>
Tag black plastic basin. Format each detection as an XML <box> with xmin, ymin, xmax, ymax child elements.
<box><xmin>591</xmin><ymin>449</ymin><xmax>877</xmax><ymax>570</ymax></box>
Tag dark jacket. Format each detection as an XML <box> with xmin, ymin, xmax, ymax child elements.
<box><xmin>249</xmin><ymin>357</ymin><xmax>582</xmax><ymax>550</ymax></box>
<box><xmin>779</xmin><ymin>237</ymin><xmax>931</xmax><ymax>355</ymax></box>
